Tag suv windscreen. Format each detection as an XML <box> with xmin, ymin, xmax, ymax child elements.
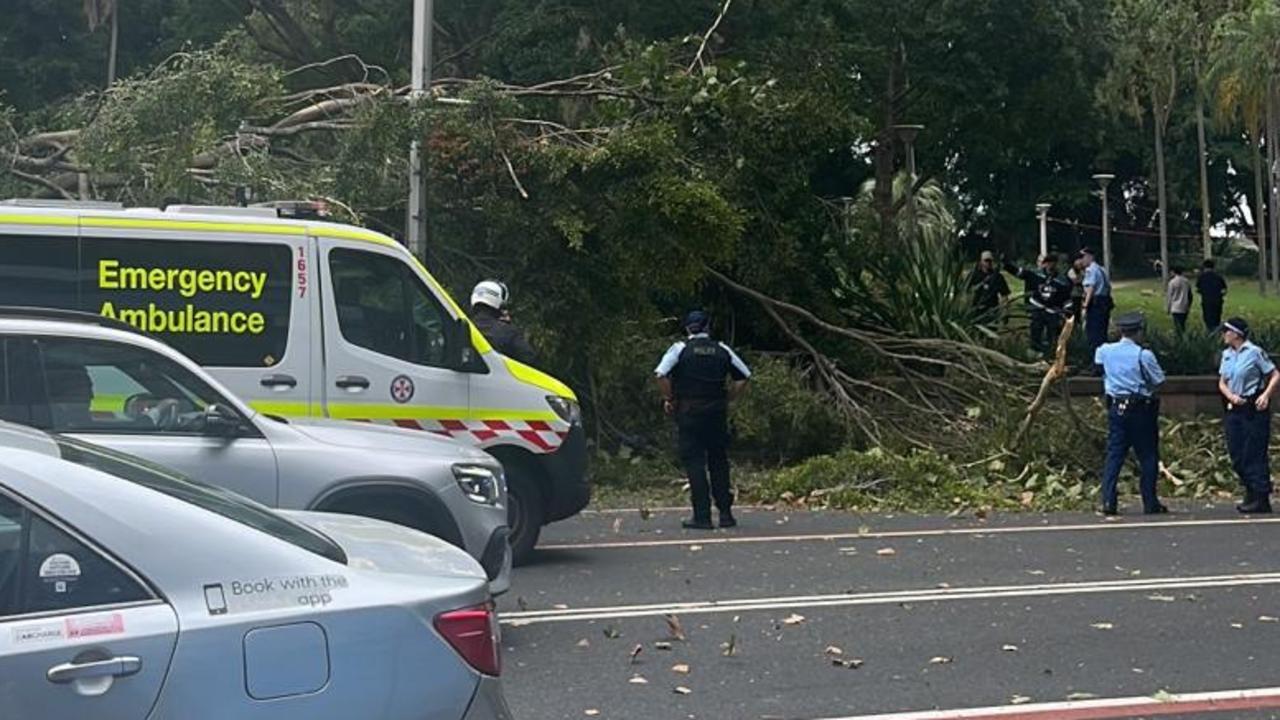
<box><xmin>53</xmin><ymin>436</ymin><xmax>347</xmax><ymax>565</ymax></box>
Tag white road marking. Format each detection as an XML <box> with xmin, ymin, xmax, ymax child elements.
<box><xmin>539</xmin><ymin>516</ymin><xmax>1280</xmax><ymax>551</ymax></box>
<box><xmin>811</xmin><ymin>685</ymin><xmax>1280</xmax><ymax>719</ymax></box>
<box><xmin>500</xmin><ymin>571</ymin><xmax>1280</xmax><ymax>625</ymax></box>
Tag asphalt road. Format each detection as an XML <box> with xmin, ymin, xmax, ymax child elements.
<box><xmin>499</xmin><ymin>507</ymin><xmax>1280</xmax><ymax>720</ymax></box>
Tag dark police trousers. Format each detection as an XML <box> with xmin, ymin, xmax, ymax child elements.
<box><xmin>1225</xmin><ymin>404</ymin><xmax>1273</xmax><ymax>497</ymax></box>
<box><xmin>1101</xmin><ymin>399</ymin><xmax>1161</xmax><ymax>511</ymax></box>
<box><xmin>1086</xmin><ymin>296</ymin><xmax>1113</xmax><ymax>354</ymax></box>
<box><xmin>1030</xmin><ymin>309</ymin><xmax>1063</xmax><ymax>353</ymax></box>
<box><xmin>675</xmin><ymin>405</ymin><xmax>732</xmax><ymax>521</ymax></box>
<box><xmin>1202</xmin><ymin>302</ymin><xmax>1223</xmax><ymax>333</ymax></box>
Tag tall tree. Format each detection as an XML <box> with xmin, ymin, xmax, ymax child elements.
<box><xmin>1188</xmin><ymin>0</ymin><xmax>1242</xmax><ymax>260</ymax></box>
<box><xmin>1213</xmin><ymin>0</ymin><xmax>1280</xmax><ymax>291</ymax></box>
<box><xmin>1101</xmin><ymin>0</ymin><xmax>1195</xmax><ymax>285</ymax></box>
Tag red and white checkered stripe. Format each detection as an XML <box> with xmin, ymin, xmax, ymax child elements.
<box><xmin>353</xmin><ymin>418</ymin><xmax>568</xmax><ymax>453</ymax></box>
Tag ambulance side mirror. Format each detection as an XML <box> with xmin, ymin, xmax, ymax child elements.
<box><xmin>446</xmin><ymin>317</ymin><xmax>482</xmax><ymax>372</ymax></box>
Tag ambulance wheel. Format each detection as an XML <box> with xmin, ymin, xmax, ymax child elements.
<box><xmin>506</xmin><ymin>470</ymin><xmax>544</xmax><ymax>566</ymax></box>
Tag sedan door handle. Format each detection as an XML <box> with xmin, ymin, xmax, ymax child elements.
<box><xmin>48</xmin><ymin>656</ymin><xmax>141</xmax><ymax>684</ymax></box>
<box><xmin>260</xmin><ymin>374</ymin><xmax>298</xmax><ymax>389</ymax></box>
<box><xmin>335</xmin><ymin>375</ymin><xmax>370</xmax><ymax>390</ymax></box>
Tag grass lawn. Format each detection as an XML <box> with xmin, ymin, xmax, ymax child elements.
<box><xmin>1109</xmin><ymin>276</ymin><xmax>1280</xmax><ymax>331</ymax></box>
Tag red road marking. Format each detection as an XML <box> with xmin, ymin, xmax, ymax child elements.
<box><xmin>822</xmin><ymin>687</ymin><xmax>1280</xmax><ymax>720</ymax></box>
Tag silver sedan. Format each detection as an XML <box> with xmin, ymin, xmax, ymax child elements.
<box><xmin>0</xmin><ymin>422</ymin><xmax>513</xmax><ymax>719</ymax></box>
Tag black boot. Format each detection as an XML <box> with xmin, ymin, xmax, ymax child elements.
<box><xmin>1237</xmin><ymin>495</ymin><xmax>1273</xmax><ymax>515</ymax></box>
<box><xmin>1237</xmin><ymin>489</ymin><xmax>1258</xmax><ymax>513</ymax></box>
<box><xmin>1144</xmin><ymin>503</ymin><xmax>1169</xmax><ymax>515</ymax></box>
<box><xmin>1101</xmin><ymin>503</ymin><xmax>1119</xmax><ymax>516</ymax></box>
<box><xmin>682</xmin><ymin>517</ymin><xmax>714</xmax><ymax>530</ymax></box>
<box><xmin>717</xmin><ymin>512</ymin><xmax>737</xmax><ymax>529</ymax></box>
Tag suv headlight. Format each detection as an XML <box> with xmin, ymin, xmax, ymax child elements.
<box><xmin>546</xmin><ymin>396</ymin><xmax>581</xmax><ymax>426</ymax></box>
<box><xmin>453</xmin><ymin>465</ymin><xmax>502</xmax><ymax>505</ymax></box>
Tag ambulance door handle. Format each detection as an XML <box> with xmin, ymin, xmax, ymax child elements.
<box><xmin>260</xmin><ymin>374</ymin><xmax>297</xmax><ymax>389</ymax></box>
<box><xmin>335</xmin><ymin>375</ymin><xmax>370</xmax><ymax>390</ymax></box>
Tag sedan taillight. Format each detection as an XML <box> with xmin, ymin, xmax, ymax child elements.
<box><xmin>434</xmin><ymin>603</ymin><xmax>501</xmax><ymax>676</ymax></box>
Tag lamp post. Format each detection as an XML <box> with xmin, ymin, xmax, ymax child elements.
<box><xmin>1092</xmin><ymin>173</ymin><xmax>1115</xmax><ymax>272</ymax></box>
<box><xmin>406</xmin><ymin>0</ymin><xmax>435</xmax><ymax>260</ymax></box>
<box><xmin>1035</xmin><ymin>203</ymin><xmax>1051</xmax><ymax>259</ymax></box>
<box><xmin>892</xmin><ymin>124</ymin><xmax>924</xmax><ymax>243</ymax></box>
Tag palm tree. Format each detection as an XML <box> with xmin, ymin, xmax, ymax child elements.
<box><xmin>1189</xmin><ymin>0</ymin><xmax>1244</xmax><ymax>262</ymax></box>
<box><xmin>1099</xmin><ymin>0</ymin><xmax>1195</xmax><ymax>288</ymax></box>
<box><xmin>1211</xmin><ymin>0</ymin><xmax>1280</xmax><ymax>291</ymax></box>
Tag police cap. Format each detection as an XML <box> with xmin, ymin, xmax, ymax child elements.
<box><xmin>1114</xmin><ymin>312</ymin><xmax>1145</xmax><ymax>332</ymax></box>
<box><xmin>684</xmin><ymin>310</ymin><xmax>710</xmax><ymax>333</ymax></box>
<box><xmin>1221</xmin><ymin>317</ymin><xmax>1250</xmax><ymax>337</ymax></box>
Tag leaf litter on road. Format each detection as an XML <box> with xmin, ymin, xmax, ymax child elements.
<box><xmin>721</xmin><ymin>634</ymin><xmax>738</xmax><ymax>657</ymax></box>
<box><xmin>665</xmin><ymin>613</ymin><xmax>687</xmax><ymax>641</ymax></box>
<box><xmin>671</xmin><ymin>663</ymin><xmax>690</xmax><ymax>674</ymax></box>
<box><xmin>628</xmin><ymin>644</ymin><xmax>643</xmax><ymax>664</ymax></box>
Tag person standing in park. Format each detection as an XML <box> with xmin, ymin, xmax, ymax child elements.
<box><xmin>1165</xmin><ymin>265</ymin><xmax>1193</xmax><ymax>334</ymax></box>
<box><xmin>1217</xmin><ymin>318</ymin><xmax>1279</xmax><ymax>515</ymax></box>
<box><xmin>1079</xmin><ymin>248</ymin><xmax>1113</xmax><ymax>356</ymax></box>
<box><xmin>1005</xmin><ymin>253</ymin><xmax>1073</xmax><ymax>354</ymax></box>
<box><xmin>967</xmin><ymin>250</ymin><xmax>1010</xmax><ymax>325</ymax></box>
<box><xmin>654</xmin><ymin>311</ymin><xmax>752</xmax><ymax>530</ymax></box>
<box><xmin>1095</xmin><ymin>312</ymin><xmax>1167</xmax><ymax>516</ymax></box>
<box><xmin>1197</xmin><ymin>259</ymin><xmax>1228</xmax><ymax>332</ymax></box>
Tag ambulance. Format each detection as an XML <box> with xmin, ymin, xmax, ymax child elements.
<box><xmin>0</xmin><ymin>199</ymin><xmax>588</xmax><ymax>563</ymax></box>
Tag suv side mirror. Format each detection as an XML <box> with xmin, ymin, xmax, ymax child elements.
<box><xmin>203</xmin><ymin>404</ymin><xmax>242</xmax><ymax>437</ymax></box>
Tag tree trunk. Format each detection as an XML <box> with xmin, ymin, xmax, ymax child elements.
<box><xmin>1194</xmin><ymin>74</ymin><xmax>1212</xmax><ymax>260</ymax></box>
<box><xmin>1269</xmin><ymin>86</ymin><xmax>1280</xmax><ymax>292</ymax></box>
<box><xmin>106</xmin><ymin>4</ymin><xmax>119</xmax><ymax>86</ymax></box>
<box><xmin>1154</xmin><ymin>115</ymin><xmax>1170</xmax><ymax>287</ymax></box>
<box><xmin>873</xmin><ymin>55</ymin><xmax>898</xmax><ymax>247</ymax></box>
<box><xmin>1256</xmin><ymin>132</ymin><xmax>1268</xmax><ymax>297</ymax></box>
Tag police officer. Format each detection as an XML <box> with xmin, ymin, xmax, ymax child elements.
<box><xmin>1005</xmin><ymin>253</ymin><xmax>1074</xmax><ymax>353</ymax></box>
<box><xmin>654</xmin><ymin>311</ymin><xmax>752</xmax><ymax>530</ymax></box>
<box><xmin>1096</xmin><ymin>312</ymin><xmax>1168</xmax><ymax>516</ymax></box>
<box><xmin>1217</xmin><ymin>317</ymin><xmax>1280</xmax><ymax>514</ymax></box>
<box><xmin>1080</xmin><ymin>247</ymin><xmax>1113</xmax><ymax>355</ymax></box>
<box><xmin>470</xmin><ymin>280</ymin><xmax>537</xmax><ymax>366</ymax></box>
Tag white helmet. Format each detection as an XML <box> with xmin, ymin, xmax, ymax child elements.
<box><xmin>470</xmin><ymin>280</ymin><xmax>509</xmax><ymax>310</ymax></box>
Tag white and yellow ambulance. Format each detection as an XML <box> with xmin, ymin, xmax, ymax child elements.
<box><xmin>0</xmin><ymin>199</ymin><xmax>588</xmax><ymax>562</ymax></box>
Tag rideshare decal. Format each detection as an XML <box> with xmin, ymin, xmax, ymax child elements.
<box><xmin>202</xmin><ymin>573</ymin><xmax>350</xmax><ymax>615</ymax></box>
<box><xmin>9</xmin><ymin>612</ymin><xmax>126</xmax><ymax>646</ymax></box>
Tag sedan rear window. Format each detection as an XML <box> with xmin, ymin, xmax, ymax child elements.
<box><xmin>53</xmin><ymin>437</ymin><xmax>346</xmax><ymax>565</ymax></box>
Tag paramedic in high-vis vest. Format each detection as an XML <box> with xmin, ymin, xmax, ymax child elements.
<box><xmin>654</xmin><ymin>310</ymin><xmax>751</xmax><ymax>530</ymax></box>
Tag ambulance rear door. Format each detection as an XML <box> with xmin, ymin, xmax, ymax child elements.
<box><xmin>76</xmin><ymin>219</ymin><xmax>313</xmax><ymax>419</ymax></box>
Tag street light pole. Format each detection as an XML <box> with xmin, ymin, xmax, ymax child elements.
<box><xmin>1035</xmin><ymin>203</ymin><xmax>1051</xmax><ymax>259</ymax></box>
<box><xmin>407</xmin><ymin>0</ymin><xmax>435</xmax><ymax>260</ymax></box>
<box><xmin>891</xmin><ymin>124</ymin><xmax>924</xmax><ymax>243</ymax></box>
<box><xmin>1092</xmin><ymin>174</ymin><xmax>1115</xmax><ymax>272</ymax></box>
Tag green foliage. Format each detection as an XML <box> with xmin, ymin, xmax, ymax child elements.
<box><xmin>730</xmin><ymin>356</ymin><xmax>849</xmax><ymax>465</ymax></box>
<box><xmin>832</xmin><ymin>174</ymin><xmax>981</xmax><ymax>339</ymax></box>
<box><xmin>77</xmin><ymin>40</ymin><xmax>282</xmax><ymax>204</ymax></box>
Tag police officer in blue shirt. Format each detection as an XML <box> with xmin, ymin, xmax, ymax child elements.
<box><xmin>655</xmin><ymin>311</ymin><xmax>752</xmax><ymax>530</ymax></box>
<box><xmin>1096</xmin><ymin>312</ymin><xmax>1168</xmax><ymax>516</ymax></box>
<box><xmin>1080</xmin><ymin>247</ymin><xmax>1114</xmax><ymax>356</ymax></box>
<box><xmin>1217</xmin><ymin>317</ymin><xmax>1280</xmax><ymax>514</ymax></box>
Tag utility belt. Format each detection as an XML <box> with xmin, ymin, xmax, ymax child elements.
<box><xmin>1226</xmin><ymin>395</ymin><xmax>1262</xmax><ymax>413</ymax></box>
<box><xmin>1108</xmin><ymin>395</ymin><xmax>1158</xmax><ymax>416</ymax></box>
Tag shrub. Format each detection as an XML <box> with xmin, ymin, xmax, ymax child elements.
<box><xmin>730</xmin><ymin>356</ymin><xmax>849</xmax><ymax>465</ymax></box>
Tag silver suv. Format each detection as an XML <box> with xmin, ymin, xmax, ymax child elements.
<box><xmin>0</xmin><ymin>308</ymin><xmax>511</xmax><ymax>593</ymax></box>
